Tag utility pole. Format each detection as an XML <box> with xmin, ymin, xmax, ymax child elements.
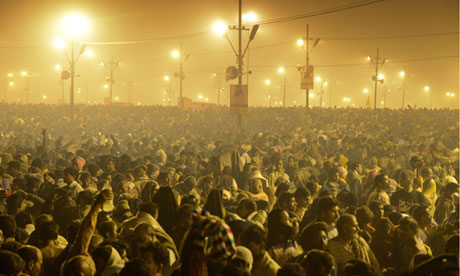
<box><xmin>369</xmin><ymin>48</ymin><xmax>386</xmax><ymax>109</ymax></box>
<box><xmin>401</xmin><ymin>68</ymin><xmax>407</xmax><ymax>109</ymax></box>
<box><xmin>102</xmin><ymin>54</ymin><xmax>119</xmax><ymax>104</ymax></box>
<box><xmin>305</xmin><ymin>24</ymin><xmax>309</xmax><ymax>108</ymax></box>
<box><xmin>282</xmin><ymin>69</ymin><xmax>287</xmax><ymax>108</ymax></box>
<box><xmin>217</xmin><ymin>74</ymin><xmax>221</xmax><ymax>106</ymax></box>
<box><xmin>70</xmin><ymin>40</ymin><xmax>75</xmax><ymax>122</ymax></box>
<box><xmin>237</xmin><ymin>0</ymin><xmax>243</xmax><ymax>127</ymax></box>
<box><xmin>179</xmin><ymin>43</ymin><xmax>183</xmax><ymax>108</ymax></box>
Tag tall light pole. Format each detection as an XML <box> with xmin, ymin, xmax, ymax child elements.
<box><xmin>21</xmin><ymin>71</ymin><xmax>30</xmax><ymax>104</ymax></box>
<box><xmin>172</xmin><ymin>45</ymin><xmax>186</xmax><ymax>108</ymax></box>
<box><xmin>164</xmin><ymin>75</ymin><xmax>172</xmax><ymax>106</ymax></box>
<box><xmin>297</xmin><ymin>25</ymin><xmax>320</xmax><ymax>109</ymax></box>
<box><xmin>102</xmin><ymin>54</ymin><xmax>119</xmax><ymax>104</ymax></box>
<box><xmin>424</xmin><ymin>86</ymin><xmax>431</xmax><ymax>109</ymax></box>
<box><xmin>368</xmin><ymin>48</ymin><xmax>386</xmax><ymax>109</ymax></box>
<box><xmin>4</xmin><ymin>73</ymin><xmax>13</xmax><ymax>103</ymax></box>
<box><xmin>278</xmin><ymin>67</ymin><xmax>287</xmax><ymax>108</ymax></box>
<box><xmin>400</xmin><ymin>70</ymin><xmax>407</xmax><ymax>109</ymax></box>
<box><xmin>56</xmin><ymin>13</ymin><xmax>90</xmax><ymax>122</ymax></box>
<box><xmin>265</xmin><ymin>79</ymin><xmax>272</xmax><ymax>107</ymax></box>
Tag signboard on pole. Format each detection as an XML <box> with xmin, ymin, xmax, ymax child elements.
<box><xmin>300</xmin><ymin>69</ymin><xmax>314</xmax><ymax>90</ymax></box>
<box><xmin>230</xmin><ymin>84</ymin><xmax>248</xmax><ymax>114</ymax></box>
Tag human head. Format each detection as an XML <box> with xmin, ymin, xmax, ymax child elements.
<box><xmin>336</xmin><ymin>214</ymin><xmax>359</xmax><ymax>241</ymax></box>
<box><xmin>350</xmin><ymin>162</ymin><xmax>362</xmax><ymax>174</ymax></box>
<box><xmin>138</xmin><ymin>202</ymin><xmax>159</xmax><ymax>220</ymax></box>
<box><xmin>139</xmin><ymin>241</ymin><xmax>169</xmax><ymax>275</ymax></box>
<box><xmin>317</xmin><ymin>197</ymin><xmax>340</xmax><ymax>225</ymax></box>
<box><xmin>294</xmin><ymin>187</ymin><xmax>311</xmax><ymax>209</ymax></box>
<box><xmin>6</xmin><ymin>193</ymin><xmax>27</xmax><ymax>216</ymax></box>
<box><xmin>344</xmin><ymin>259</ymin><xmax>378</xmax><ymax>276</ymax></box>
<box><xmin>17</xmin><ymin>246</ymin><xmax>43</xmax><ymax>276</ymax></box>
<box><xmin>355</xmin><ymin>206</ymin><xmax>373</xmax><ymax>228</ymax></box>
<box><xmin>61</xmin><ymin>254</ymin><xmax>96</xmax><ymax>276</ymax></box>
<box><xmin>0</xmin><ymin>250</ymin><xmax>25</xmax><ymax>276</ymax></box>
<box><xmin>133</xmin><ymin>223</ymin><xmax>156</xmax><ymax>248</ymax></box>
<box><xmin>277</xmin><ymin>192</ymin><xmax>297</xmax><ymax>212</ymax></box>
<box><xmin>399</xmin><ymin>170</ymin><xmax>414</xmax><ymax>190</ymax></box>
<box><xmin>232</xmin><ymin>246</ymin><xmax>253</xmax><ymax>272</ymax></box>
<box><xmin>368</xmin><ymin>200</ymin><xmax>384</xmax><ymax>219</ymax></box>
<box><xmin>300</xmin><ymin>249</ymin><xmax>334</xmax><ymax>276</ymax></box>
<box><xmin>398</xmin><ymin>216</ymin><xmax>419</xmax><ymax>241</ymax></box>
<box><xmin>119</xmin><ymin>259</ymin><xmax>153</xmax><ymax>276</ymax></box>
<box><xmin>374</xmin><ymin>174</ymin><xmax>390</xmax><ymax>190</ymax></box>
<box><xmin>299</xmin><ymin>222</ymin><xmax>328</xmax><ymax>252</ymax></box>
<box><xmin>328</xmin><ymin>167</ymin><xmax>340</xmax><ymax>183</ymax></box>
<box><xmin>412</xmin><ymin>205</ymin><xmax>431</xmax><ymax>228</ymax></box>
<box><xmin>277</xmin><ymin>262</ymin><xmax>305</xmax><ymax>276</ymax></box>
<box><xmin>63</xmin><ymin>167</ymin><xmax>79</xmax><ymax>183</ymax></box>
<box><xmin>97</xmin><ymin>221</ymin><xmax>117</xmax><ymax>241</ymax></box>
<box><xmin>240</xmin><ymin>225</ymin><xmax>267</xmax><ymax>258</ymax></box>
<box><xmin>0</xmin><ymin>215</ymin><xmax>17</xmax><ymax>239</ymax></box>
<box><xmin>248</xmin><ymin>178</ymin><xmax>263</xmax><ymax>194</ymax></box>
<box><xmin>236</xmin><ymin>199</ymin><xmax>257</xmax><ymax>219</ymax></box>
<box><xmin>38</xmin><ymin>221</ymin><xmax>59</xmax><ymax>243</ymax></box>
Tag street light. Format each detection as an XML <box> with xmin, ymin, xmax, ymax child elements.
<box><xmin>363</xmin><ymin>88</ymin><xmax>368</xmax><ymax>93</ymax></box>
<box><xmin>4</xmin><ymin>73</ymin><xmax>14</xmax><ymax>102</ymax></box>
<box><xmin>171</xmin><ymin>44</ymin><xmax>188</xmax><ymax>108</ymax></box>
<box><xmin>278</xmin><ymin>67</ymin><xmax>287</xmax><ymax>107</ymax></box>
<box><xmin>171</xmin><ymin>50</ymin><xmax>180</xmax><ymax>58</ymax></box>
<box><xmin>424</xmin><ymin>86</ymin><xmax>432</xmax><ymax>109</ymax></box>
<box><xmin>21</xmin><ymin>71</ymin><xmax>31</xmax><ymax>104</ymax></box>
<box><xmin>265</xmin><ymin>79</ymin><xmax>271</xmax><ymax>85</ymax></box>
<box><xmin>400</xmin><ymin>70</ymin><xmax>408</xmax><ymax>109</ymax></box>
<box><xmin>212</xmin><ymin>21</ymin><xmax>227</xmax><ymax>36</ymax></box>
<box><xmin>297</xmin><ymin>39</ymin><xmax>304</xmax><ymax>46</ymax></box>
<box><xmin>54</xmin><ymin>38</ymin><xmax>66</xmax><ymax>49</ymax></box>
<box><xmin>164</xmin><ymin>76</ymin><xmax>169</xmax><ymax>81</ymax></box>
<box><xmin>242</xmin><ymin>12</ymin><xmax>257</xmax><ymax>23</ymax></box>
<box><xmin>56</xmin><ymin>13</ymin><xmax>90</xmax><ymax>122</ymax></box>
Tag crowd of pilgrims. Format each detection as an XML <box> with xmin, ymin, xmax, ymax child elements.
<box><xmin>0</xmin><ymin>103</ymin><xmax>458</xmax><ymax>276</ymax></box>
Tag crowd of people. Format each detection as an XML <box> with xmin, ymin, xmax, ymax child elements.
<box><xmin>0</xmin><ymin>103</ymin><xmax>458</xmax><ymax>276</ymax></box>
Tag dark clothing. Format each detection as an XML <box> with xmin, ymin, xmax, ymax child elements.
<box><xmin>390</xmin><ymin>189</ymin><xmax>429</xmax><ymax>213</ymax></box>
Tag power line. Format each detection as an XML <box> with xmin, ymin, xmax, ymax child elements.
<box><xmin>256</xmin><ymin>0</ymin><xmax>386</xmax><ymax>25</ymax></box>
<box><xmin>320</xmin><ymin>31</ymin><xmax>459</xmax><ymax>40</ymax></box>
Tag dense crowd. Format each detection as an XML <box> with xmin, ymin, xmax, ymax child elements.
<box><xmin>0</xmin><ymin>103</ymin><xmax>458</xmax><ymax>276</ymax></box>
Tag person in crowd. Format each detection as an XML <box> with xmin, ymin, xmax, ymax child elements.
<box><xmin>17</xmin><ymin>245</ymin><xmax>43</xmax><ymax>276</ymax></box>
<box><xmin>391</xmin><ymin>170</ymin><xmax>429</xmax><ymax>213</ymax></box>
<box><xmin>327</xmin><ymin>214</ymin><xmax>380</xmax><ymax>276</ymax></box>
<box><xmin>240</xmin><ymin>224</ymin><xmax>280</xmax><ymax>276</ymax></box>
<box><xmin>367</xmin><ymin>174</ymin><xmax>391</xmax><ymax>206</ymax></box>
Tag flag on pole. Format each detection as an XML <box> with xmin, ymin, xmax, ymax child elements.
<box><xmin>365</xmin><ymin>95</ymin><xmax>371</xmax><ymax>108</ymax></box>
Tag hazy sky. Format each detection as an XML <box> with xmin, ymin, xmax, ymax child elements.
<box><xmin>0</xmin><ymin>0</ymin><xmax>458</xmax><ymax>108</ymax></box>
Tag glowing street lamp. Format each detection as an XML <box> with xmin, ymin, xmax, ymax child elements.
<box><xmin>59</xmin><ymin>13</ymin><xmax>90</xmax><ymax>38</ymax></box>
<box><xmin>55</xmin><ymin>64</ymin><xmax>62</xmax><ymax>70</ymax></box>
<box><xmin>265</xmin><ymin>79</ymin><xmax>271</xmax><ymax>85</ymax></box>
<box><xmin>377</xmin><ymin>74</ymin><xmax>384</xmax><ymax>80</ymax></box>
<box><xmin>198</xmin><ymin>94</ymin><xmax>203</xmax><ymax>100</ymax></box>
<box><xmin>54</xmin><ymin>38</ymin><xmax>66</xmax><ymax>49</ymax></box>
<box><xmin>278</xmin><ymin>67</ymin><xmax>285</xmax><ymax>73</ymax></box>
<box><xmin>9</xmin><ymin>81</ymin><xmax>14</xmax><ymax>86</ymax></box>
<box><xmin>363</xmin><ymin>88</ymin><xmax>369</xmax><ymax>93</ymax></box>
<box><xmin>242</xmin><ymin>12</ymin><xmax>257</xmax><ymax>23</ymax></box>
<box><xmin>296</xmin><ymin>39</ymin><xmax>304</xmax><ymax>47</ymax></box>
<box><xmin>171</xmin><ymin>50</ymin><xmax>180</xmax><ymax>58</ymax></box>
<box><xmin>399</xmin><ymin>71</ymin><xmax>405</xmax><ymax>77</ymax></box>
<box><xmin>104</xmin><ymin>84</ymin><xmax>109</xmax><ymax>89</ymax></box>
<box><xmin>164</xmin><ymin>75</ymin><xmax>169</xmax><ymax>81</ymax></box>
<box><xmin>21</xmin><ymin>71</ymin><xmax>27</xmax><ymax>76</ymax></box>
<box><xmin>315</xmin><ymin>76</ymin><xmax>321</xmax><ymax>82</ymax></box>
<box><xmin>424</xmin><ymin>86</ymin><xmax>430</xmax><ymax>92</ymax></box>
<box><xmin>212</xmin><ymin>21</ymin><xmax>227</xmax><ymax>36</ymax></box>
<box><xmin>7</xmin><ymin>73</ymin><xmax>13</xmax><ymax>77</ymax></box>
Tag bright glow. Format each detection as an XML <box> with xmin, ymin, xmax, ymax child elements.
<box><xmin>242</xmin><ymin>12</ymin><xmax>257</xmax><ymax>23</ymax></box>
<box><xmin>172</xmin><ymin>50</ymin><xmax>180</xmax><ymax>58</ymax></box>
<box><xmin>451</xmin><ymin>93</ymin><xmax>455</xmax><ymax>97</ymax></box>
<box><xmin>293</xmin><ymin>101</ymin><xmax>296</xmax><ymax>104</ymax></box>
<box><xmin>138</xmin><ymin>102</ymin><xmax>141</xmax><ymax>105</ymax></box>
<box><xmin>84</xmin><ymin>50</ymin><xmax>94</xmax><ymax>57</ymax></box>
<box><xmin>21</xmin><ymin>71</ymin><xmax>27</xmax><ymax>76</ymax></box>
<box><xmin>42</xmin><ymin>95</ymin><xmax>47</xmax><ymax>99</ymax></box>
<box><xmin>275</xmin><ymin>101</ymin><xmax>278</xmax><ymax>105</ymax></box>
<box><xmin>55</xmin><ymin>64</ymin><xmax>61</xmax><ymax>70</ymax></box>
<box><xmin>367</xmin><ymin>56</ymin><xmax>371</xmax><ymax>61</ymax></box>
<box><xmin>315</xmin><ymin>76</ymin><xmax>321</xmax><ymax>82</ymax></box>
<box><xmin>8</xmin><ymin>81</ymin><xmax>14</xmax><ymax>86</ymax></box>
<box><xmin>164</xmin><ymin>76</ymin><xmax>169</xmax><ymax>81</ymax></box>
<box><xmin>309</xmin><ymin>93</ymin><xmax>314</xmax><ymax>97</ymax></box>
<box><xmin>324</xmin><ymin>81</ymin><xmax>328</xmax><ymax>86</ymax></box>
<box><xmin>205</xmin><ymin>97</ymin><xmax>209</xmax><ymax>102</ymax></box>
<box><xmin>400</xmin><ymin>71</ymin><xmax>405</xmax><ymax>77</ymax></box>
<box><xmin>7</xmin><ymin>73</ymin><xmax>13</xmax><ymax>77</ymax></box>
<box><xmin>424</xmin><ymin>86</ymin><xmax>430</xmax><ymax>91</ymax></box>
<box><xmin>278</xmin><ymin>67</ymin><xmax>285</xmax><ymax>73</ymax></box>
<box><xmin>54</xmin><ymin>38</ymin><xmax>66</xmax><ymax>49</ymax></box>
<box><xmin>342</xmin><ymin>97</ymin><xmax>351</xmax><ymax>102</ymax></box>
<box><xmin>115</xmin><ymin>96</ymin><xmax>119</xmax><ymax>101</ymax></box>
<box><xmin>267</xmin><ymin>95</ymin><xmax>271</xmax><ymax>99</ymax></box>
<box><xmin>100</xmin><ymin>62</ymin><xmax>105</xmax><ymax>66</ymax></box>
<box><xmin>446</xmin><ymin>92</ymin><xmax>451</xmax><ymax>96</ymax></box>
<box><xmin>198</xmin><ymin>95</ymin><xmax>203</xmax><ymax>100</ymax></box>
<box><xmin>265</xmin><ymin>79</ymin><xmax>271</xmax><ymax>85</ymax></box>
<box><xmin>104</xmin><ymin>84</ymin><xmax>109</xmax><ymax>89</ymax></box>
<box><xmin>377</xmin><ymin>74</ymin><xmax>384</xmax><ymax>80</ymax></box>
<box><xmin>212</xmin><ymin>21</ymin><xmax>227</xmax><ymax>36</ymax></box>
<box><xmin>363</xmin><ymin>88</ymin><xmax>368</xmax><ymax>93</ymax></box>
<box><xmin>381</xmin><ymin>101</ymin><xmax>384</xmax><ymax>105</ymax></box>
<box><xmin>297</xmin><ymin>39</ymin><xmax>304</xmax><ymax>46</ymax></box>
<box><xmin>279</xmin><ymin>101</ymin><xmax>283</xmax><ymax>105</ymax></box>
<box><xmin>60</xmin><ymin>13</ymin><xmax>90</xmax><ymax>38</ymax></box>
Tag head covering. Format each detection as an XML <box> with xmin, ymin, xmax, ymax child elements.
<box><xmin>248</xmin><ymin>170</ymin><xmax>268</xmax><ymax>188</ymax></box>
<box><xmin>234</xmin><ymin>246</ymin><xmax>253</xmax><ymax>271</ymax></box>
<box><xmin>100</xmin><ymin>247</ymin><xmax>124</xmax><ymax>276</ymax></box>
<box><xmin>203</xmin><ymin>189</ymin><xmax>226</xmax><ymax>219</ymax></box>
<box><xmin>153</xmin><ymin>186</ymin><xmax>179</xmax><ymax>235</ymax></box>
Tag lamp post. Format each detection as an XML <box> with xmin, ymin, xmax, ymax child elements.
<box><xmin>101</xmin><ymin>54</ymin><xmax>119</xmax><ymax>104</ymax></box>
<box><xmin>4</xmin><ymin>73</ymin><xmax>13</xmax><ymax>103</ymax></box>
<box><xmin>21</xmin><ymin>71</ymin><xmax>30</xmax><ymax>104</ymax></box>
<box><xmin>265</xmin><ymin>79</ymin><xmax>272</xmax><ymax>107</ymax></box>
<box><xmin>297</xmin><ymin>25</ymin><xmax>320</xmax><ymax>109</ymax></box>
<box><xmin>56</xmin><ymin>13</ymin><xmax>90</xmax><ymax>122</ymax></box>
<box><xmin>368</xmin><ymin>48</ymin><xmax>386</xmax><ymax>109</ymax></box>
<box><xmin>164</xmin><ymin>75</ymin><xmax>172</xmax><ymax>106</ymax></box>
<box><xmin>424</xmin><ymin>86</ymin><xmax>431</xmax><ymax>109</ymax></box>
<box><xmin>172</xmin><ymin>45</ymin><xmax>187</xmax><ymax>108</ymax></box>
<box><xmin>278</xmin><ymin>67</ymin><xmax>287</xmax><ymax>108</ymax></box>
<box><xmin>400</xmin><ymin>70</ymin><xmax>407</xmax><ymax>109</ymax></box>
